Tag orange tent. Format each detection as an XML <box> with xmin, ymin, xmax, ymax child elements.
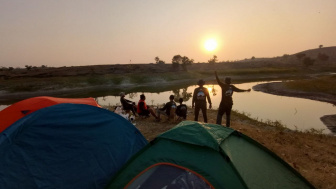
<box><xmin>0</xmin><ymin>96</ymin><xmax>101</xmax><ymax>133</ymax></box>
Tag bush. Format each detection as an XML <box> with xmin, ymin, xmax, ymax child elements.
<box><xmin>296</xmin><ymin>53</ymin><xmax>306</xmax><ymax>60</ymax></box>
<box><xmin>302</xmin><ymin>57</ymin><xmax>315</xmax><ymax>67</ymax></box>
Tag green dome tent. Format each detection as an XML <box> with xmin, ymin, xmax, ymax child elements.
<box><xmin>106</xmin><ymin>121</ymin><xmax>315</xmax><ymax>189</ymax></box>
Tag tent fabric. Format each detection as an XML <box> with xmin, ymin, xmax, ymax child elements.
<box><xmin>0</xmin><ymin>103</ymin><xmax>148</xmax><ymax>189</ymax></box>
<box><xmin>106</xmin><ymin>121</ymin><xmax>315</xmax><ymax>189</ymax></box>
<box><xmin>0</xmin><ymin>96</ymin><xmax>101</xmax><ymax>133</ymax></box>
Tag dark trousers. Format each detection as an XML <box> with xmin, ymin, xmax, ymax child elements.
<box><xmin>216</xmin><ymin>103</ymin><xmax>232</xmax><ymax>127</ymax></box>
<box><xmin>123</xmin><ymin>105</ymin><xmax>137</xmax><ymax>116</ymax></box>
<box><xmin>194</xmin><ymin>103</ymin><xmax>207</xmax><ymax>123</ymax></box>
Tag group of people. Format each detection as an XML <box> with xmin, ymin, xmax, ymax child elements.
<box><xmin>119</xmin><ymin>71</ymin><xmax>251</xmax><ymax>127</ymax></box>
<box><xmin>120</xmin><ymin>93</ymin><xmax>187</xmax><ymax>122</ymax></box>
<box><xmin>192</xmin><ymin>71</ymin><xmax>251</xmax><ymax>127</ymax></box>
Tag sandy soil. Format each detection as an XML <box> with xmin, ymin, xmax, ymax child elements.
<box><xmin>253</xmin><ymin>81</ymin><xmax>336</xmax><ymax>133</ymax></box>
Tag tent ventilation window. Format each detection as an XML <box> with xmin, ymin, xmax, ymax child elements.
<box><xmin>126</xmin><ymin>163</ymin><xmax>212</xmax><ymax>189</ymax></box>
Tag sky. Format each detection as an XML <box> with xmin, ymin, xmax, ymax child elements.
<box><xmin>1</xmin><ymin>0</ymin><xmax>335</xmax><ymax>68</ymax></box>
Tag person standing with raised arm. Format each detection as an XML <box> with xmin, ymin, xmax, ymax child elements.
<box><xmin>215</xmin><ymin>71</ymin><xmax>251</xmax><ymax>127</ymax></box>
<box><xmin>192</xmin><ymin>79</ymin><xmax>212</xmax><ymax>123</ymax></box>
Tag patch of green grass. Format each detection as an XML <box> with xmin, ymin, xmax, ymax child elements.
<box><xmin>110</xmin><ymin>76</ymin><xmax>124</xmax><ymax>85</ymax></box>
<box><xmin>129</xmin><ymin>74</ymin><xmax>151</xmax><ymax>84</ymax></box>
<box><xmin>86</xmin><ymin>76</ymin><xmax>108</xmax><ymax>85</ymax></box>
<box><xmin>215</xmin><ymin>67</ymin><xmax>298</xmax><ymax>75</ymax></box>
<box><xmin>232</xmin><ymin>110</ymin><xmax>289</xmax><ymax>130</ymax></box>
<box><xmin>285</xmin><ymin>75</ymin><xmax>336</xmax><ymax>95</ymax></box>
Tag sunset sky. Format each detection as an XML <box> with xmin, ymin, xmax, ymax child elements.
<box><xmin>1</xmin><ymin>0</ymin><xmax>335</xmax><ymax>68</ymax></box>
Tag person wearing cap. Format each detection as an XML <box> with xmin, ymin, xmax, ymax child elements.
<box><xmin>137</xmin><ymin>94</ymin><xmax>160</xmax><ymax>120</ymax></box>
<box><xmin>120</xmin><ymin>92</ymin><xmax>137</xmax><ymax>116</ymax></box>
<box><xmin>192</xmin><ymin>79</ymin><xmax>212</xmax><ymax>123</ymax></box>
<box><xmin>215</xmin><ymin>71</ymin><xmax>251</xmax><ymax>127</ymax></box>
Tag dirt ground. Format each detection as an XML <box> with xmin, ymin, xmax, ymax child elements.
<box><xmin>116</xmin><ymin>75</ymin><xmax>336</xmax><ymax>189</ymax></box>
<box><xmin>130</xmin><ymin>108</ymin><xmax>336</xmax><ymax>189</ymax></box>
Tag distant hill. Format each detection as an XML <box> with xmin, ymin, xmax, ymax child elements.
<box><xmin>294</xmin><ymin>46</ymin><xmax>336</xmax><ymax>62</ymax></box>
<box><xmin>241</xmin><ymin>46</ymin><xmax>336</xmax><ymax>66</ymax></box>
<box><xmin>1</xmin><ymin>46</ymin><xmax>335</xmax><ymax>79</ymax></box>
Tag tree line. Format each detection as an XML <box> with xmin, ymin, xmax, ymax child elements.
<box><xmin>296</xmin><ymin>52</ymin><xmax>330</xmax><ymax>67</ymax></box>
<box><xmin>155</xmin><ymin>55</ymin><xmax>219</xmax><ymax>71</ymax></box>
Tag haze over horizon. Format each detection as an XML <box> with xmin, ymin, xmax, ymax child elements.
<box><xmin>1</xmin><ymin>0</ymin><xmax>335</xmax><ymax>68</ymax></box>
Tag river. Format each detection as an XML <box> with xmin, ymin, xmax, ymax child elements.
<box><xmin>94</xmin><ymin>81</ymin><xmax>336</xmax><ymax>134</ymax></box>
<box><xmin>1</xmin><ymin>81</ymin><xmax>335</xmax><ymax>134</ymax></box>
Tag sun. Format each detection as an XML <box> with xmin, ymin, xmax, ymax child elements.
<box><xmin>204</xmin><ymin>39</ymin><xmax>218</xmax><ymax>51</ymax></box>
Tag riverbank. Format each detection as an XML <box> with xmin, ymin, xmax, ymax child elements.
<box><xmin>253</xmin><ymin>81</ymin><xmax>336</xmax><ymax>105</ymax></box>
<box><xmin>127</xmin><ymin>108</ymin><xmax>336</xmax><ymax>189</ymax></box>
<box><xmin>0</xmin><ymin>70</ymin><xmax>298</xmax><ymax>104</ymax></box>
<box><xmin>1</xmin><ymin>62</ymin><xmax>334</xmax><ymax>102</ymax></box>
<box><xmin>253</xmin><ymin>80</ymin><xmax>336</xmax><ymax>133</ymax></box>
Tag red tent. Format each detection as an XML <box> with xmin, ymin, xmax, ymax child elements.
<box><xmin>0</xmin><ymin>96</ymin><xmax>100</xmax><ymax>133</ymax></box>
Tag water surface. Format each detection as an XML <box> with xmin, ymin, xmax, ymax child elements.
<box><xmin>94</xmin><ymin>82</ymin><xmax>336</xmax><ymax>134</ymax></box>
<box><xmin>1</xmin><ymin>82</ymin><xmax>335</xmax><ymax>134</ymax></box>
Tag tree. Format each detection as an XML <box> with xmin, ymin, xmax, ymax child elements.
<box><xmin>180</xmin><ymin>56</ymin><xmax>194</xmax><ymax>71</ymax></box>
<box><xmin>319</xmin><ymin>45</ymin><xmax>323</xmax><ymax>49</ymax></box>
<box><xmin>302</xmin><ymin>57</ymin><xmax>315</xmax><ymax>67</ymax></box>
<box><xmin>172</xmin><ymin>55</ymin><xmax>182</xmax><ymax>70</ymax></box>
<box><xmin>155</xmin><ymin>56</ymin><xmax>165</xmax><ymax>64</ymax></box>
<box><xmin>251</xmin><ymin>56</ymin><xmax>255</xmax><ymax>60</ymax></box>
<box><xmin>181</xmin><ymin>56</ymin><xmax>194</xmax><ymax>65</ymax></box>
<box><xmin>172</xmin><ymin>55</ymin><xmax>182</xmax><ymax>64</ymax></box>
<box><xmin>25</xmin><ymin>65</ymin><xmax>32</xmax><ymax>71</ymax></box>
<box><xmin>155</xmin><ymin>56</ymin><xmax>159</xmax><ymax>63</ymax></box>
<box><xmin>208</xmin><ymin>55</ymin><xmax>218</xmax><ymax>64</ymax></box>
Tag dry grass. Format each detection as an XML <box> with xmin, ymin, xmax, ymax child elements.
<box><xmin>133</xmin><ymin>108</ymin><xmax>336</xmax><ymax>189</ymax></box>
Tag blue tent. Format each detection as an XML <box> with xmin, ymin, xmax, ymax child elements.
<box><xmin>0</xmin><ymin>103</ymin><xmax>148</xmax><ymax>189</ymax></box>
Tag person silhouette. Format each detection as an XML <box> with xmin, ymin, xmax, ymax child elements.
<box><xmin>215</xmin><ymin>71</ymin><xmax>251</xmax><ymax>127</ymax></box>
<box><xmin>176</xmin><ymin>98</ymin><xmax>187</xmax><ymax>120</ymax></box>
<box><xmin>192</xmin><ymin>79</ymin><xmax>212</xmax><ymax>123</ymax></box>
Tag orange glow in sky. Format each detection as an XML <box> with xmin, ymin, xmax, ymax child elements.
<box><xmin>0</xmin><ymin>1</ymin><xmax>335</xmax><ymax>68</ymax></box>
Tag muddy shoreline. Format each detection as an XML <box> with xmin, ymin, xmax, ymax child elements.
<box><xmin>253</xmin><ymin>82</ymin><xmax>336</xmax><ymax>133</ymax></box>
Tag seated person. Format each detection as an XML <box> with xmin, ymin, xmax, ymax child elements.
<box><xmin>137</xmin><ymin>94</ymin><xmax>160</xmax><ymax>120</ymax></box>
<box><xmin>120</xmin><ymin>92</ymin><xmax>137</xmax><ymax>116</ymax></box>
<box><xmin>157</xmin><ymin>95</ymin><xmax>176</xmax><ymax>120</ymax></box>
<box><xmin>176</xmin><ymin>98</ymin><xmax>187</xmax><ymax>120</ymax></box>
